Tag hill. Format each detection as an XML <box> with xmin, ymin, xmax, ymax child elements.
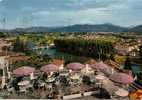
<box><xmin>129</xmin><ymin>25</ymin><xmax>142</xmax><ymax>33</ymax></box>
<box><xmin>1</xmin><ymin>23</ymin><xmax>142</xmax><ymax>33</ymax></box>
<box><xmin>7</xmin><ymin>23</ymin><xmax>128</xmax><ymax>33</ymax></box>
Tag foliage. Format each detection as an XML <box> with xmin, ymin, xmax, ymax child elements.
<box><xmin>82</xmin><ymin>75</ymin><xmax>91</xmax><ymax>85</ymax></box>
<box><xmin>12</xmin><ymin>60</ymin><xmax>29</xmax><ymax>69</ymax></box>
<box><xmin>13</xmin><ymin>53</ymin><xmax>52</xmax><ymax>69</ymax></box>
<box><xmin>124</xmin><ymin>55</ymin><xmax>132</xmax><ymax>70</ymax></box>
<box><xmin>19</xmin><ymin>34</ymin><xmax>58</xmax><ymax>46</ymax></box>
<box><xmin>0</xmin><ymin>32</ymin><xmax>7</xmax><ymax>37</ymax></box>
<box><xmin>0</xmin><ymin>69</ymin><xmax>3</xmax><ymax>76</ymax></box>
<box><xmin>12</xmin><ymin>36</ymin><xmax>25</xmax><ymax>52</ymax></box>
<box><xmin>110</xmin><ymin>54</ymin><xmax>115</xmax><ymax>61</ymax></box>
<box><xmin>137</xmin><ymin>72</ymin><xmax>142</xmax><ymax>79</ymax></box>
<box><xmin>136</xmin><ymin>72</ymin><xmax>142</xmax><ymax>85</ymax></box>
<box><xmin>114</xmin><ymin>55</ymin><xmax>126</xmax><ymax>64</ymax></box>
<box><xmin>28</xmin><ymin>54</ymin><xmax>50</xmax><ymax>68</ymax></box>
<box><xmin>12</xmin><ymin>36</ymin><xmax>36</xmax><ymax>53</ymax></box>
<box><xmin>95</xmin><ymin>35</ymin><xmax>120</xmax><ymax>43</ymax></box>
<box><xmin>92</xmin><ymin>88</ymin><xmax>111</xmax><ymax>99</ymax></box>
<box><xmin>139</xmin><ymin>45</ymin><xmax>142</xmax><ymax>59</ymax></box>
<box><xmin>59</xmin><ymin>76</ymin><xmax>70</xmax><ymax>87</ymax></box>
<box><xmin>54</xmin><ymin>38</ymin><xmax>114</xmax><ymax>60</ymax></box>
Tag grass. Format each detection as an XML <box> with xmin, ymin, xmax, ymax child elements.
<box><xmin>95</xmin><ymin>36</ymin><xmax>120</xmax><ymax>43</ymax></box>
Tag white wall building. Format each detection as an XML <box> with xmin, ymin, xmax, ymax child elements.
<box><xmin>0</xmin><ymin>56</ymin><xmax>10</xmax><ymax>88</ymax></box>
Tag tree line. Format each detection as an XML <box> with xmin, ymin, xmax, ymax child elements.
<box><xmin>54</xmin><ymin>38</ymin><xmax>114</xmax><ymax>60</ymax></box>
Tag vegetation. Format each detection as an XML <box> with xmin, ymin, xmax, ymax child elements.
<box><xmin>19</xmin><ymin>33</ymin><xmax>58</xmax><ymax>46</ymax></box>
<box><xmin>59</xmin><ymin>76</ymin><xmax>70</xmax><ymax>87</ymax></box>
<box><xmin>110</xmin><ymin>54</ymin><xmax>115</xmax><ymax>61</ymax></box>
<box><xmin>95</xmin><ymin>35</ymin><xmax>120</xmax><ymax>43</ymax></box>
<box><xmin>124</xmin><ymin>55</ymin><xmax>132</xmax><ymax>70</ymax></box>
<box><xmin>113</xmin><ymin>34</ymin><xmax>135</xmax><ymax>39</ymax></box>
<box><xmin>139</xmin><ymin>45</ymin><xmax>142</xmax><ymax>59</ymax></box>
<box><xmin>114</xmin><ymin>55</ymin><xmax>126</xmax><ymax>64</ymax></box>
<box><xmin>13</xmin><ymin>53</ymin><xmax>52</xmax><ymax>69</ymax></box>
<box><xmin>82</xmin><ymin>75</ymin><xmax>91</xmax><ymax>85</ymax></box>
<box><xmin>12</xmin><ymin>36</ymin><xmax>34</xmax><ymax>53</ymax></box>
<box><xmin>12</xmin><ymin>36</ymin><xmax>25</xmax><ymax>52</ymax></box>
<box><xmin>11</xmin><ymin>33</ymin><xmax>59</xmax><ymax>69</ymax></box>
<box><xmin>54</xmin><ymin>38</ymin><xmax>114</xmax><ymax>60</ymax></box>
<box><xmin>136</xmin><ymin>72</ymin><xmax>142</xmax><ymax>85</ymax></box>
<box><xmin>0</xmin><ymin>32</ymin><xmax>7</xmax><ymax>37</ymax></box>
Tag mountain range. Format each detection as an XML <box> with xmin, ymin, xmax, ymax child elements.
<box><xmin>1</xmin><ymin>23</ymin><xmax>142</xmax><ymax>33</ymax></box>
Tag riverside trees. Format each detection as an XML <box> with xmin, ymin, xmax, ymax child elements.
<box><xmin>12</xmin><ymin>36</ymin><xmax>25</xmax><ymax>52</ymax></box>
<box><xmin>54</xmin><ymin>38</ymin><xmax>114</xmax><ymax>60</ymax></box>
<box><xmin>124</xmin><ymin>55</ymin><xmax>132</xmax><ymax>70</ymax></box>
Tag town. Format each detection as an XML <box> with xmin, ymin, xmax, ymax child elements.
<box><xmin>0</xmin><ymin>0</ymin><xmax>142</xmax><ymax>99</ymax></box>
<box><xmin>0</xmin><ymin>32</ymin><xmax>142</xmax><ymax>99</ymax></box>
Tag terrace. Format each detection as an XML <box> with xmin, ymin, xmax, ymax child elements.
<box><xmin>0</xmin><ymin>59</ymin><xmax>137</xmax><ymax>99</ymax></box>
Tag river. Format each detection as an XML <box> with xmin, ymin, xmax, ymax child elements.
<box><xmin>34</xmin><ymin>47</ymin><xmax>142</xmax><ymax>74</ymax></box>
<box><xmin>33</xmin><ymin>47</ymin><xmax>91</xmax><ymax>63</ymax></box>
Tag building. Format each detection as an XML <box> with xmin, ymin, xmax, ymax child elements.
<box><xmin>115</xmin><ymin>42</ymin><xmax>140</xmax><ymax>56</ymax></box>
<box><xmin>0</xmin><ymin>56</ymin><xmax>9</xmax><ymax>89</ymax></box>
<box><xmin>0</xmin><ymin>38</ymin><xmax>11</xmax><ymax>52</ymax></box>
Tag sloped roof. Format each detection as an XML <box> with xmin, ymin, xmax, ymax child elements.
<box><xmin>51</xmin><ymin>59</ymin><xmax>64</xmax><ymax>66</ymax></box>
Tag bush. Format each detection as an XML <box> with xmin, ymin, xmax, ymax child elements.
<box><xmin>82</xmin><ymin>75</ymin><xmax>91</xmax><ymax>85</ymax></box>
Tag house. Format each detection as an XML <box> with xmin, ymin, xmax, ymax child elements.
<box><xmin>51</xmin><ymin>59</ymin><xmax>64</xmax><ymax>70</ymax></box>
<box><xmin>0</xmin><ymin>38</ymin><xmax>11</xmax><ymax>52</ymax></box>
<box><xmin>0</xmin><ymin>56</ymin><xmax>9</xmax><ymax>89</ymax></box>
<box><xmin>114</xmin><ymin>43</ymin><xmax>140</xmax><ymax>56</ymax></box>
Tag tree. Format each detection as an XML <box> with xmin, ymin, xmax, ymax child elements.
<box><xmin>82</xmin><ymin>75</ymin><xmax>91</xmax><ymax>85</ymax></box>
<box><xmin>24</xmin><ymin>40</ymin><xmax>35</xmax><ymax>51</ymax></box>
<box><xmin>54</xmin><ymin>38</ymin><xmax>114</xmax><ymax>60</ymax></box>
<box><xmin>12</xmin><ymin>37</ymin><xmax>25</xmax><ymax>52</ymax></box>
<box><xmin>59</xmin><ymin>76</ymin><xmax>70</xmax><ymax>87</ymax></box>
<box><xmin>136</xmin><ymin>72</ymin><xmax>142</xmax><ymax>85</ymax></box>
<box><xmin>110</xmin><ymin>54</ymin><xmax>115</xmax><ymax>61</ymax></box>
<box><xmin>0</xmin><ymin>32</ymin><xmax>6</xmax><ymax>37</ymax></box>
<box><xmin>139</xmin><ymin>45</ymin><xmax>142</xmax><ymax>59</ymax></box>
<box><xmin>137</xmin><ymin>72</ymin><xmax>142</xmax><ymax>79</ymax></box>
<box><xmin>124</xmin><ymin>55</ymin><xmax>132</xmax><ymax>70</ymax></box>
<box><xmin>28</xmin><ymin>54</ymin><xmax>51</xmax><ymax>69</ymax></box>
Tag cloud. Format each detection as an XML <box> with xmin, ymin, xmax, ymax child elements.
<box><xmin>33</xmin><ymin>7</ymin><xmax>112</xmax><ymax>27</ymax></box>
<box><xmin>0</xmin><ymin>0</ymin><xmax>125</xmax><ymax>12</ymax></box>
<box><xmin>33</xmin><ymin>11</ymin><xmax>50</xmax><ymax>16</ymax></box>
<box><xmin>31</xmin><ymin>0</ymin><xmax>142</xmax><ymax>27</ymax></box>
<box><xmin>1</xmin><ymin>0</ymin><xmax>142</xmax><ymax>28</ymax></box>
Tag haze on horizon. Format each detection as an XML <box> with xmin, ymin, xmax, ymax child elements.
<box><xmin>0</xmin><ymin>0</ymin><xmax>142</xmax><ymax>29</ymax></box>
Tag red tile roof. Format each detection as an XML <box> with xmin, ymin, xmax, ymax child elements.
<box><xmin>51</xmin><ymin>59</ymin><xmax>64</xmax><ymax>66</ymax></box>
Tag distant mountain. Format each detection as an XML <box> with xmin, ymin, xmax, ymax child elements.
<box><xmin>1</xmin><ymin>23</ymin><xmax>142</xmax><ymax>33</ymax></box>
<box><xmin>11</xmin><ymin>27</ymin><xmax>52</xmax><ymax>33</ymax></box>
<box><xmin>129</xmin><ymin>25</ymin><xmax>142</xmax><ymax>33</ymax></box>
<box><xmin>50</xmin><ymin>23</ymin><xmax>128</xmax><ymax>32</ymax></box>
<box><xmin>8</xmin><ymin>23</ymin><xmax>128</xmax><ymax>33</ymax></box>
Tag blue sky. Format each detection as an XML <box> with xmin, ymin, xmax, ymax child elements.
<box><xmin>0</xmin><ymin>0</ymin><xmax>142</xmax><ymax>29</ymax></box>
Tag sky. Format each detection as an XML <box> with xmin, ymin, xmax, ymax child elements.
<box><xmin>0</xmin><ymin>0</ymin><xmax>142</xmax><ymax>29</ymax></box>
